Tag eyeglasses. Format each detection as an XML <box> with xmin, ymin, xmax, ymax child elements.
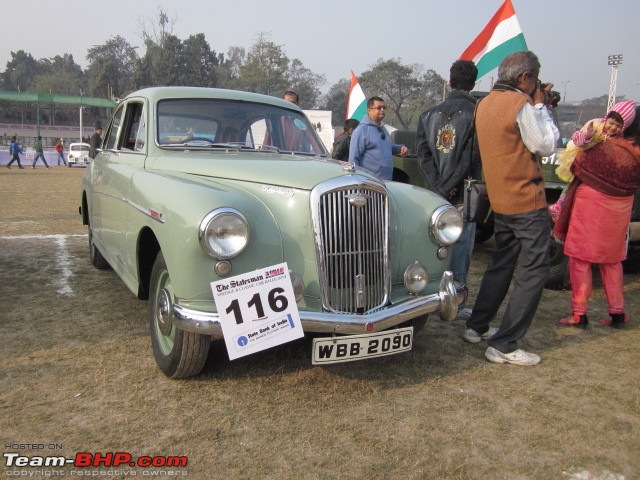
<box><xmin>377</xmin><ymin>126</ymin><xmax>386</xmax><ymax>140</ymax></box>
<box><xmin>369</xmin><ymin>106</ymin><xmax>387</xmax><ymax>111</ymax></box>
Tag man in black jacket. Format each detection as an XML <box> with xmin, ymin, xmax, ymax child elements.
<box><xmin>89</xmin><ymin>122</ymin><xmax>103</xmax><ymax>159</ymax></box>
<box><xmin>331</xmin><ymin>118</ymin><xmax>359</xmax><ymax>161</ymax></box>
<box><xmin>416</xmin><ymin>60</ymin><xmax>482</xmax><ymax>321</ymax></box>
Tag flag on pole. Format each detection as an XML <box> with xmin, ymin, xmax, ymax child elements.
<box><xmin>346</xmin><ymin>70</ymin><xmax>367</xmax><ymax>121</ymax></box>
<box><xmin>459</xmin><ymin>0</ymin><xmax>528</xmax><ymax>79</ymax></box>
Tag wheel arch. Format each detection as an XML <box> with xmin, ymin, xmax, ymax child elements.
<box><xmin>137</xmin><ymin>227</ymin><xmax>161</xmax><ymax>300</ymax></box>
<box><xmin>81</xmin><ymin>192</ymin><xmax>89</xmax><ymax>226</ymax></box>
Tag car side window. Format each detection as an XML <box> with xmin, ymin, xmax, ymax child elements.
<box><xmin>120</xmin><ymin>102</ymin><xmax>145</xmax><ymax>152</ymax></box>
<box><xmin>104</xmin><ymin>106</ymin><xmax>124</xmax><ymax>150</ymax></box>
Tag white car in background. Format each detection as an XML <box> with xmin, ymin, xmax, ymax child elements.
<box><xmin>67</xmin><ymin>142</ymin><xmax>90</xmax><ymax>167</ymax></box>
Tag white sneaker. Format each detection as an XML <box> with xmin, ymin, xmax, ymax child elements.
<box><xmin>455</xmin><ymin>307</ymin><xmax>473</xmax><ymax>321</ymax></box>
<box><xmin>484</xmin><ymin>346</ymin><xmax>541</xmax><ymax>366</ymax></box>
<box><xmin>463</xmin><ymin>326</ymin><xmax>498</xmax><ymax>344</ymax></box>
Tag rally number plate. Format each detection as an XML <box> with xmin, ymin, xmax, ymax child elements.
<box><xmin>312</xmin><ymin>327</ymin><xmax>413</xmax><ymax>365</ymax></box>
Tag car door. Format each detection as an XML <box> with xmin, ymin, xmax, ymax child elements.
<box><xmin>95</xmin><ymin>99</ymin><xmax>147</xmax><ymax>282</ymax></box>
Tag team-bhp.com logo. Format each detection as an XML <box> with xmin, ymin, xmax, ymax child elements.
<box><xmin>4</xmin><ymin>452</ymin><xmax>188</xmax><ymax>468</ymax></box>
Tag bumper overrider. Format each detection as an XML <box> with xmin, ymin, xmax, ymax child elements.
<box><xmin>172</xmin><ymin>271</ymin><xmax>467</xmax><ymax>338</ymax></box>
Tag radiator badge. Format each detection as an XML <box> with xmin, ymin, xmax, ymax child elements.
<box><xmin>345</xmin><ymin>192</ymin><xmax>369</xmax><ymax>208</ymax></box>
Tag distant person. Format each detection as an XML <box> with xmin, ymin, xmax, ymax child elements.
<box><xmin>464</xmin><ymin>51</ymin><xmax>559</xmax><ymax>366</ymax></box>
<box><xmin>416</xmin><ymin>60</ymin><xmax>481</xmax><ymax>320</ymax></box>
<box><xmin>31</xmin><ymin>136</ymin><xmax>50</xmax><ymax>169</ymax></box>
<box><xmin>55</xmin><ymin>138</ymin><xmax>67</xmax><ymax>166</ymax></box>
<box><xmin>332</xmin><ymin>119</ymin><xmax>359</xmax><ymax>161</ymax></box>
<box><xmin>6</xmin><ymin>136</ymin><xmax>25</xmax><ymax>169</ymax></box>
<box><xmin>89</xmin><ymin>122</ymin><xmax>103</xmax><ymax>159</ymax></box>
<box><xmin>554</xmin><ymin>103</ymin><xmax>640</xmax><ymax>329</ymax></box>
<box><xmin>283</xmin><ymin>90</ymin><xmax>299</xmax><ymax>105</ymax></box>
<box><xmin>349</xmin><ymin>96</ymin><xmax>408</xmax><ymax>180</ymax></box>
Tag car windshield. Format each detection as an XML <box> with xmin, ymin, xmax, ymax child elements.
<box><xmin>157</xmin><ymin>98</ymin><xmax>327</xmax><ymax>156</ymax></box>
<box><xmin>71</xmin><ymin>145</ymin><xmax>89</xmax><ymax>153</ymax></box>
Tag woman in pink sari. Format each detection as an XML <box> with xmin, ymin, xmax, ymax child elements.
<box><xmin>554</xmin><ymin>106</ymin><xmax>640</xmax><ymax>328</ymax></box>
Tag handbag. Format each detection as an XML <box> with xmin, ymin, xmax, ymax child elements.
<box><xmin>461</xmin><ymin>98</ymin><xmax>490</xmax><ymax>223</ymax></box>
<box><xmin>463</xmin><ymin>178</ymin><xmax>490</xmax><ymax>223</ymax></box>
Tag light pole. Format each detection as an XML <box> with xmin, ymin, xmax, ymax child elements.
<box><xmin>560</xmin><ymin>81</ymin><xmax>570</xmax><ymax>104</ymax></box>
<box><xmin>607</xmin><ymin>54</ymin><xmax>623</xmax><ymax>114</ymax></box>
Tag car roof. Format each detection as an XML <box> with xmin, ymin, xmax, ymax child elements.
<box><xmin>121</xmin><ymin>86</ymin><xmax>301</xmax><ymax>112</ymax></box>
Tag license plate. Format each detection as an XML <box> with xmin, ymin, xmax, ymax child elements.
<box><xmin>312</xmin><ymin>327</ymin><xmax>413</xmax><ymax>365</ymax></box>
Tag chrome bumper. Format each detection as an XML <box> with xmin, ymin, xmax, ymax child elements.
<box><xmin>172</xmin><ymin>271</ymin><xmax>467</xmax><ymax>338</ymax></box>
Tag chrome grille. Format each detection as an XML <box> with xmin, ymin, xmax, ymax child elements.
<box><xmin>312</xmin><ymin>178</ymin><xmax>389</xmax><ymax>313</ymax></box>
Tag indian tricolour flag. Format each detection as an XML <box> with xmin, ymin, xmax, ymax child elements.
<box><xmin>459</xmin><ymin>0</ymin><xmax>528</xmax><ymax>79</ymax></box>
<box><xmin>346</xmin><ymin>70</ymin><xmax>367</xmax><ymax>121</ymax></box>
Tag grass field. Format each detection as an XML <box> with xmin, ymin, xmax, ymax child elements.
<box><xmin>1</xmin><ymin>166</ymin><xmax>639</xmax><ymax>479</ymax></box>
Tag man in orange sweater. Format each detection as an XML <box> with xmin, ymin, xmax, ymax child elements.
<box><xmin>463</xmin><ymin>51</ymin><xmax>559</xmax><ymax>366</ymax></box>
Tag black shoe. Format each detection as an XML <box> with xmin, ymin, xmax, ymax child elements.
<box><xmin>610</xmin><ymin>313</ymin><xmax>628</xmax><ymax>329</ymax></box>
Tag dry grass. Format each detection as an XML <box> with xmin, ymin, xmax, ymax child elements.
<box><xmin>1</xmin><ymin>167</ymin><xmax>639</xmax><ymax>480</ymax></box>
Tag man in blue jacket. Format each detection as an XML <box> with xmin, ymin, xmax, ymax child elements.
<box><xmin>7</xmin><ymin>136</ymin><xmax>25</xmax><ymax>169</ymax></box>
<box><xmin>416</xmin><ymin>60</ymin><xmax>482</xmax><ymax>321</ymax></box>
<box><xmin>349</xmin><ymin>96</ymin><xmax>408</xmax><ymax>180</ymax></box>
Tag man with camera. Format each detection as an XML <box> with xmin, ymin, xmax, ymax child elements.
<box><xmin>463</xmin><ymin>51</ymin><xmax>559</xmax><ymax>366</ymax></box>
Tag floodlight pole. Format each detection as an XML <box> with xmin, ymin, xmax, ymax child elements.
<box><xmin>607</xmin><ymin>54</ymin><xmax>623</xmax><ymax>114</ymax></box>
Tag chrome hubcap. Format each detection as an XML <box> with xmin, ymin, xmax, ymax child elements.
<box><xmin>157</xmin><ymin>288</ymin><xmax>173</xmax><ymax>336</ymax></box>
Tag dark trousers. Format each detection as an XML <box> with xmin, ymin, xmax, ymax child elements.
<box><xmin>7</xmin><ymin>153</ymin><xmax>22</xmax><ymax>167</ymax></box>
<box><xmin>467</xmin><ymin>207</ymin><xmax>550</xmax><ymax>353</ymax></box>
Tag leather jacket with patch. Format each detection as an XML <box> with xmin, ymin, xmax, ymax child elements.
<box><xmin>416</xmin><ymin>90</ymin><xmax>481</xmax><ymax>204</ymax></box>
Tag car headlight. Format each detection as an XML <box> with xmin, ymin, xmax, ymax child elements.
<box><xmin>430</xmin><ymin>205</ymin><xmax>463</xmax><ymax>246</ymax></box>
<box><xmin>199</xmin><ymin>208</ymin><xmax>249</xmax><ymax>259</ymax></box>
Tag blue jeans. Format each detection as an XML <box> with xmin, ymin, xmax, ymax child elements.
<box><xmin>450</xmin><ymin>221</ymin><xmax>476</xmax><ymax>308</ymax></box>
<box><xmin>32</xmin><ymin>153</ymin><xmax>49</xmax><ymax>167</ymax></box>
<box><xmin>57</xmin><ymin>152</ymin><xmax>66</xmax><ymax>165</ymax></box>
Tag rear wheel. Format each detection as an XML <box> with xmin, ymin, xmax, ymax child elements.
<box><xmin>149</xmin><ymin>252</ymin><xmax>210</xmax><ymax>379</ymax></box>
<box><xmin>545</xmin><ymin>237</ymin><xmax>569</xmax><ymax>290</ymax></box>
<box><xmin>622</xmin><ymin>246</ymin><xmax>640</xmax><ymax>274</ymax></box>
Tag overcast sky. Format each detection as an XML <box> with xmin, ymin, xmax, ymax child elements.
<box><xmin>1</xmin><ymin>0</ymin><xmax>638</xmax><ymax>104</ymax></box>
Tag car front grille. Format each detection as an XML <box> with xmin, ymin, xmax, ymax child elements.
<box><xmin>311</xmin><ymin>177</ymin><xmax>389</xmax><ymax>313</ymax></box>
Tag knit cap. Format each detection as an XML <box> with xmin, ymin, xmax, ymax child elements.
<box><xmin>607</xmin><ymin>100</ymin><xmax>636</xmax><ymax>130</ymax></box>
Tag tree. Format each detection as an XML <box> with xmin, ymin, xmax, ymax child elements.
<box><xmin>134</xmin><ymin>9</ymin><xmax>218</xmax><ymax>88</ymax></box>
<box><xmin>239</xmin><ymin>34</ymin><xmax>289</xmax><ymax>96</ymax></box>
<box><xmin>287</xmin><ymin>59</ymin><xmax>326</xmax><ymax>109</ymax></box>
<box><xmin>360</xmin><ymin>58</ymin><xmax>444</xmax><ymax>130</ymax></box>
<box><xmin>151</xmin><ymin>34</ymin><xmax>184</xmax><ymax>86</ymax></box>
<box><xmin>86</xmin><ymin>36</ymin><xmax>138</xmax><ymax>98</ymax></box>
<box><xmin>33</xmin><ymin>54</ymin><xmax>85</xmax><ymax>95</ymax></box>
<box><xmin>2</xmin><ymin>50</ymin><xmax>38</xmax><ymax>91</ymax></box>
<box><xmin>321</xmin><ymin>78</ymin><xmax>350</xmax><ymax>126</ymax></box>
<box><xmin>180</xmin><ymin>33</ymin><xmax>219</xmax><ymax>87</ymax></box>
<box><xmin>216</xmin><ymin>47</ymin><xmax>245</xmax><ymax>90</ymax></box>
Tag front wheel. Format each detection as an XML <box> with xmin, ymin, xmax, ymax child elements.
<box><xmin>149</xmin><ymin>252</ymin><xmax>210</xmax><ymax>379</ymax></box>
<box><xmin>89</xmin><ymin>223</ymin><xmax>109</xmax><ymax>270</ymax></box>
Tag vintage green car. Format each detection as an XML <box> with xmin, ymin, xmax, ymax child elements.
<box><xmin>80</xmin><ymin>86</ymin><xmax>465</xmax><ymax>378</ymax></box>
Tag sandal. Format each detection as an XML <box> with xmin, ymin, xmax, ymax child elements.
<box><xmin>559</xmin><ymin>314</ymin><xmax>588</xmax><ymax>328</ymax></box>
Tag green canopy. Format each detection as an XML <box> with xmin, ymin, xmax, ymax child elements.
<box><xmin>0</xmin><ymin>91</ymin><xmax>116</xmax><ymax>108</ymax></box>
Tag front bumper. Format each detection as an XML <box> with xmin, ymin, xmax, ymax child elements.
<box><xmin>172</xmin><ymin>271</ymin><xmax>467</xmax><ymax>338</ymax></box>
